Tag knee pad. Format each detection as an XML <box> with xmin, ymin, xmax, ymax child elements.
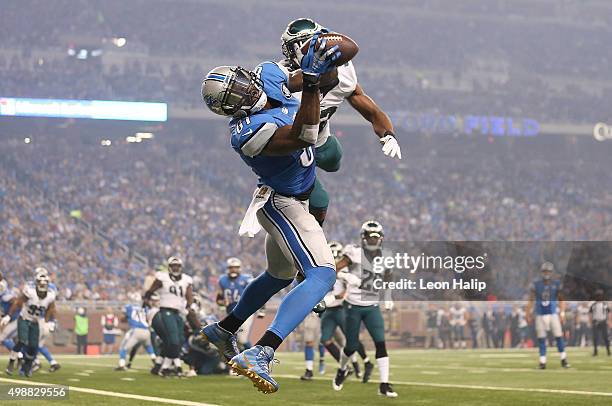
<box><xmin>374</xmin><ymin>341</ymin><xmax>388</xmax><ymax>359</ymax></box>
<box><xmin>304</xmin><ymin>266</ymin><xmax>336</xmax><ymax>291</ymax></box>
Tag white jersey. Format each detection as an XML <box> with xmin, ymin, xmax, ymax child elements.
<box><xmin>293</xmin><ymin>61</ymin><xmax>358</xmax><ymax>147</ymax></box>
<box><xmin>155</xmin><ymin>271</ymin><xmax>192</xmax><ymax>311</ymax></box>
<box><xmin>20</xmin><ymin>284</ymin><xmax>56</xmax><ymax>322</ymax></box>
<box><xmin>450</xmin><ymin>306</ymin><xmax>467</xmax><ymax>326</ymax></box>
<box><xmin>342</xmin><ymin>243</ymin><xmax>390</xmax><ymax>306</ymax></box>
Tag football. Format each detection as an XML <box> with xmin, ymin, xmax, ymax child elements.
<box><xmin>301</xmin><ymin>32</ymin><xmax>359</xmax><ymax>66</ymax></box>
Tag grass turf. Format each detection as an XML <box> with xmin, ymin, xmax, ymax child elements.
<box><xmin>1</xmin><ymin>347</ymin><xmax>611</xmax><ymax>405</ymax></box>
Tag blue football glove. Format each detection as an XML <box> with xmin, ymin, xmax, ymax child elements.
<box><xmin>300</xmin><ymin>32</ymin><xmax>341</xmax><ymax>77</ymax></box>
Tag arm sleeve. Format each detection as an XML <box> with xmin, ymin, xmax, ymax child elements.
<box><xmin>339</xmin><ymin>61</ymin><xmax>358</xmax><ymax>96</ymax></box>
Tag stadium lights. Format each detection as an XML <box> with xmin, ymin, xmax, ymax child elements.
<box><xmin>112</xmin><ymin>37</ymin><xmax>127</xmax><ymax>47</ymax></box>
<box><xmin>135</xmin><ymin>132</ymin><xmax>154</xmax><ymax>139</ymax></box>
<box><xmin>100</xmin><ymin>139</ymin><xmax>112</xmax><ymax>146</ymax></box>
<box><xmin>125</xmin><ymin>136</ymin><xmax>142</xmax><ymax>143</ymax></box>
<box><xmin>24</xmin><ymin>137</ymin><xmax>31</xmax><ymax>144</ymax></box>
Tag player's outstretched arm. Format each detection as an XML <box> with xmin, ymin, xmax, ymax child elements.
<box><xmin>347</xmin><ymin>84</ymin><xmax>401</xmax><ymax>159</ymax></box>
<box><xmin>262</xmin><ymin>34</ymin><xmax>340</xmax><ymax>156</ymax></box>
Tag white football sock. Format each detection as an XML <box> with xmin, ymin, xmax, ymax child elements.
<box><xmin>377</xmin><ymin>356</ymin><xmax>390</xmax><ymax>383</ymax></box>
<box><xmin>305</xmin><ymin>360</ymin><xmax>314</xmax><ymax>371</ymax></box>
<box><xmin>559</xmin><ymin>351</ymin><xmax>567</xmax><ymax>360</ymax></box>
<box><xmin>539</xmin><ymin>355</ymin><xmax>546</xmax><ymax>364</ymax></box>
<box><xmin>119</xmin><ymin>358</ymin><xmax>126</xmax><ymax>367</ymax></box>
<box><xmin>161</xmin><ymin>357</ymin><xmax>172</xmax><ymax>369</ymax></box>
<box><xmin>173</xmin><ymin>358</ymin><xmax>181</xmax><ymax>368</ymax></box>
<box><xmin>351</xmin><ymin>353</ymin><xmax>358</xmax><ymax>363</ymax></box>
<box><xmin>339</xmin><ymin>350</ymin><xmax>351</xmax><ymax>370</ymax></box>
<box><xmin>155</xmin><ymin>355</ymin><xmax>163</xmax><ymax>364</ymax></box>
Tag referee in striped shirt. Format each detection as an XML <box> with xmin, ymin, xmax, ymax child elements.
<box><xmin>590</xmin><ymin>290</ymin><xmax>610</xmax><ymax>356</ymax></box>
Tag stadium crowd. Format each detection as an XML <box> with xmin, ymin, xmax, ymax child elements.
<box><xmin>1</xmin><ymin>0</ymin><xmax>611</xmax><ymax>122</ymax></box>
<box><xmin>0</xmin><ymin>124</ymin><xmax>611</xmax><ymax>301</ymax></box>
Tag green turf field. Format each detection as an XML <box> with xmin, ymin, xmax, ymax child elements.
<box><xmin>1</xmin><ymin>348</ymin><xmax>611</xmax><ymax>405</ymax></box>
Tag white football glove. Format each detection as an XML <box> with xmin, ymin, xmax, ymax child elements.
<box><xmin>380</xmin><ymin>134</ymin><xmax>402</xmax><ymax>159</ymax></box>
<box><xmin>384</xmin><ymin>300</ymin><xmax>394</xmax><ymax>311</ymax></box>
<box><xmin>47</xmin><ymin>320</ymin><xmax>56</xmax><ymax>332</ymax></box>
<box><xmin>0</xmin><ymin>315</ymin><xmax>10</xmax><ymax>327</ymax></box>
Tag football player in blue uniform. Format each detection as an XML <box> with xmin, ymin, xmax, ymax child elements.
<box><xmin>527</xmin><ymin>262</ymin><xmax>570</xmax><ymax>369</ymax></box>
<box><xmin>216</xmin><ymin>258</ymin><xmax>254</xmax><ymax>348</ymax></box>
<box><xmin>200</xmin><ymin>33</ymin><xmax>341</xmax><ymax>393</ymax></box>
<box><xmin>216</xmin><ymin>258</ymin><xmax>252</xmax><ymax>315</ymax></box>
<box><xmin>116</xmin><ymin>301</ymin><xmax>156</xmax><ymax>371</ymax></box>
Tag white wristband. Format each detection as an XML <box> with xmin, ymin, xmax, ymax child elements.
<box><xmin>298</xmin><ymin>124</ymin><xmax>319</xmax><ymax>144</ymax></box>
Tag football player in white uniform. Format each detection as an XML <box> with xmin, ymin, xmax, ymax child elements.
<box><xmin>144</xmin><ymin>257</ymin><xmax>199</xmax><ymax>377</ymax></box>
<box><xmin>450</xmin><ymin>303</ymin><xmax>467</xmax><ymax>349</ymax></box>
<box><xmin>281</xmin><ymin>18</ymin><xmax>402</xmax><ymax>226</ymax></box>
<box><xmin>1</xmin><ymin>269</ymin><xmax>56</xmax><ymax>377</ymax></box>
<box><xmin>331</xmin><ymin>221</ymin><xmax>398</xmax><ymax>397</ymax></box>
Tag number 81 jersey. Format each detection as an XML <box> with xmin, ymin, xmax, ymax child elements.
<box><xmin>21</xmin><ymin>283</ymin><xmax>56</xmax><ymax>322</ymax></box>
<box><xmin>229</xmin><ymin>61</ymin><xmax>315</xmax><ymax>198</ymax></box>
<box><xmin>156</xmin><ymin>271</ymin><xmax>193</xmax><ymax>311</ymax></box>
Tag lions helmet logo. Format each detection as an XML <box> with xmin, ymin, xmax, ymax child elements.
<box><xmin>281</xmin><ymin>83</ymin><xmax>292</xmax><ymax>99</ymax></box>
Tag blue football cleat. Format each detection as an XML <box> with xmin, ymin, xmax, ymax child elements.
<box><xmin>228</xmin><ymin>345</ymin><xmax>279</xmax><ymax>394</ymax></box>
<box><xmin>199</xmin><ymin>323</ymin><xmax>239</xmax><ymax>362</ymax></box>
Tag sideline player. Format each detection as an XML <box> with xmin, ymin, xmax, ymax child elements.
<box><xmin>216</xmin><ymin>258</ymin><xmax>253</xmax><ymax>348</ymax></box>
<box><xmin>1</xmin><ymin>269</ymin><xmax>56</xmax><ymax>377</ymax></box>
<box><xmin>526</xmin><ymin>262</ymin><xmax>570</xmax><ymax>369</ymax></box>
<box><xmin>200</xmin><ymin>33</ymin><xmax>340</xmax><ymax>393</ymax></box>
<box><xmin>332</xmin><ymin>221</ymin><xmax>398</xmax><ymax>397</ymax></box>
<box><xmin>280</xmin><ymin>18</ymin><xmax>401</xmax><ymax>225</ymax></box>
<box><xmin>115</xmin><ymin>298</ymin><xmax>156</xmax><ymax>371</ymax></box>
<box><xmin>144</xmin><ymin>257</ymin><xmax>199</xmax><ymax>377</ymax></box>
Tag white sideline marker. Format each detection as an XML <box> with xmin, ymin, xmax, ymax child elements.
<box><xmin>0</xmin><ymin>377</ymin><xmax>219</xmax><ymax>406</ymax></box>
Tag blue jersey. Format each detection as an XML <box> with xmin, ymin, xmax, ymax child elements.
<box><xmin>219</xmin><ymin>274</ymin><xmax>251</xmax><ymax>313</ymax></box>
<box><xmin>534</xmin><ymin>279</ymin><xmax>561</xmax><ymax>315</ymax></box>
<box><xmin>1</xmin><ymin>290</ymin><xmax>19</xmax><ymax>321</ymax></box>
<box><xmin>230</xmin><ymin>61</ymin><xmax>316</xmax><ymax>197</ymax></box>
<box><xmin>125</xmin><ymin>304</ymin><xmax>148</xmax><ymax>329</ymax></box>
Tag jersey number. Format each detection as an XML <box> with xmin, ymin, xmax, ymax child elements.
<box><xmin>300</xmin><ymin>146</ymin><xmax>314</xmax><ymax>167</ymax></box>
<box><xmin>169</xmin><ymin>285</ymin><xmax>184</xmax><ymax>297</ymax></box>
<box><xmin>224</xmin><ymin>288</ymin><xmax>240</xmax><ymax>305</ymax></box>
<box><xmin>359</xmin><ymin>269</ymin><xmax>381</xmax><ymax>293</ymax></box>
<box><xmin>27</xmin><ymin>305</ymin><xmax>45</xmax><ymax>317</ymax></box>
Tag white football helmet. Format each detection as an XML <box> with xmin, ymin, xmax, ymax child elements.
<box><xmin>35</xmin><ymin>271</ymin><xmax>50</xmax><ymax>292</ymax></box>
<box><xmin>360</xmin><ymin>220</ymin><xmax>384</xmax><ymax>251</ymax></box>
<box><xmin>281</xmin><ymin>18</ymin><xmax>325</xmax><ymax>69</ymax></box>
<box><xmin>226</xmin><ymin>257</ymin><xmax>242</xmax><ymax>279</ymax></box>
<box><xmin>541</xmin><ymin>261</ymin><xmax>554</xmax><ymax>280</ymax></box>
<box><xmin>167</xmin><ymin>256</ymin><xmax>183</xmax><ymax>280</ymax></box>
<box><xmin>202</xmin><ymin>66</ymin><xmax>267</xmax><ymax>117</ymax></box>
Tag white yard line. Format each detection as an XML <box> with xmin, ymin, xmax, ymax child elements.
<box><xmin>0</xmin><ymin>377</ymin><xmax>219</xmax><ymax>406</ymax></box>
<box><xmin>273</xmin><ymin>374</ymin><xmax>612</xmax><ymax>397</ymax></box>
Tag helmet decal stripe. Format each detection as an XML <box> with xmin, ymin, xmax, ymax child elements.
<box><xmin>206</xmin><ymin>74</ymin><xmax>227</xmax><ymax>81</ymax></box>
